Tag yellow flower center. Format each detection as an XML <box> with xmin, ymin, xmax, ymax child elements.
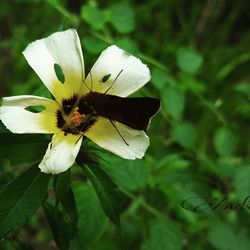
<box><xmin>56</xmin><ymin>95</ymin><xmax>96</xmax><ymax>135</ymax></box>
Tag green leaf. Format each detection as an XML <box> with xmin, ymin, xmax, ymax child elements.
<box><xmin>151</xmin><ymin>68</ymin><xmax>170</xmax><ymax>90</ymax></box>
<box><xmin>0</xmin><ymin>134</ymin><xmax>48</xmax><ymax>164</ymax></box>
<box><xmin>77</xmin><ymin>159</ymin><xmax>125</xmax><ymax>226</ymax></box>
<box><xmin>43</xmin><ymin>203</ymin><xmax>61</xmax><ymax>248</ymax></box>
<box><xmin>108</xmin><ymin>1</ymin><xmax>135</xmax><ymax>33</ymax></box>
<box><xmin>208</xmin><ymin>223</ymin><xmax>236</xmax><ymax>250</ymax></box>
<box><xmin>46</xmin><ymin>0</ymin><xmax>60</xmax><ymax>7</ymax></box>
<box><xmin>81</xmin><ymin>4</ymin><xmax>105</xmax><ymax>30</ymax></box>
<box><xmin>235</xmin><ymin>82</ymin><xmax>250</xmax><ymax>97</ymax></box>
<box><xmin>0</xmin><ymin>121</ymin><xmax>9</xmax><ymax>133</ymax></box>
<box><xmin>215</xmin><ymin>157</ymin><xmax>238</xmax><ymax>178</ymax></box>
<box><xmin>80</xmin><ymin>165</ymin><xmax>124</xmax><ymax>226</ymax></box>
<box><xmin>54</xmin><ymin>170</ymin><xmax>71</xmax><ymax>205</ymax></box>
<box><xmin>33</xmin><ymin>85</ymin><xmax>52</xmax><ymax>99</ymax></box>
<box><xmin>234</xmin><ymin>165</ymin><xmax>250</xmax><ymax>200</ymax></box>
<box><xmin>0</xmin><ymin>165</ymin><xmax>50</xmax><ymax>239</ymax></box>
<box><xmin>213</xmin><ymin>127</ymin><xmax>238</xmax><ymax>156</ymax></box>
<box><xmin>102</xmin><ymin>157</ymin><xmax>149</xmax><ymax>191</ymax></box>
<box><xmin>71</xmin><ymin>182</ymin><xmax>108</xmax><ymax>245</ymax></box>
<box><xmin>162</xmin><ymin>86</ymin><xmax>185</xmax><ymax>120</ymax></box>
<box><xmin>171</xmin><ymin>122</ymin><xmax>196</xmax><ymax>149</ymax></box>
<box><xmin>216</xmin><ymin>53</ymin><xmax>250</xmax><ymax>81</ymax></box>
<box><xmin>182</xmin><ymin>75</ymin><xmax>206</xmax><ymax>93</ymax></box>
<box><xmin>115</xmin><ymin>37</ymin><xmax>139</xmax><ymax>54</ymax></box>
<box><xmin>47</xmin><ymin>171</ymin><xmax>78</xmax><ymax>250</ymax></box>
<box><xmin>146</xmin><ymin>219</ymin><xmax>181</xmax><ymax>250</ymax></box>
<box><xmin>44</xmin><ymin>203</ymin><xmax>73</xmax><ymax>250</ymax></box>
<box><xmin>208</xmin><ymin>223</ymin><xmax>250</xmax><ymax>250</ymax></box>
<box><xmin>156</xmin><ymin>154</ymin><xmax>190</xmax><ymax>170</ymax></box>
<box><xmin>176</xmin><ymin>47</ymin><xmax>203</xmax><ymax>74</ymax></box>
<box><xmin>82</xmin><ymin>36</ymin><xmax>107</xmax><ymax>55</ymax></box>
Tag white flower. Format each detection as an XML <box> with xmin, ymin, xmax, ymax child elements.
<box><xmin>0</xmin><ymin>29</ymin><xmax>157</xmax><ymax>174</ymax></box>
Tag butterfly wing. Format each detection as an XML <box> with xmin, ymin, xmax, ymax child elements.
<box><xmin>86</xmin><ymin>92</ymin><xmax>161</xmax><ymax>131</ymax></box>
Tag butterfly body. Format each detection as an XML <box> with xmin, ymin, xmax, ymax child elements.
<box><xmin>82</xmin><ymin>91</ymin><xmax>161</xmax><ymax>131</ymax></box>
<box><xmin>58</xmin><ymin>91</ymin><xmax>161</xmax><ymax>139</ymax></box>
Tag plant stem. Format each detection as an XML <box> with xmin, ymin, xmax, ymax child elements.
<box><xmin>120</xmin><ymin>187</ymin><xmax>167</xmax><ymax>219</ymax></box>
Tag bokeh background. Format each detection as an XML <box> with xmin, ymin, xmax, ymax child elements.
<box><xmin>0</xmin><ymin>0</ymin><xmax>250</xmax><ymax>249</ymax></box>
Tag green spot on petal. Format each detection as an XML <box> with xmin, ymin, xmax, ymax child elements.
<box><xmin>25</xmin><ymin>105</ymin><xmax>46</xmax><ymax>113</ymax></box>
<box><xmin>54</xmin><ymin>63</ymin><xmax>65</xmax><ymax>83</ymax></box>
<box><xmin>100</xmin><ymin>73</ymin><xmax>111</xmax><ymax>83</ymax></box>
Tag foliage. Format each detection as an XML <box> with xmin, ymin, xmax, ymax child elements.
<box><xmin>0</xmin><ymin>0</ymin><xmax>250</xmax><ymax>249</ymax></box>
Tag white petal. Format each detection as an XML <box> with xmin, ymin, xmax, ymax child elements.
<box><xmin>0</xmin><ymin>95</ymin><xmax>60</xmax><ymax>134</ymax></box>
<box><xmin>39</xmin><ymin>133</ymin><xmax>82</xmax><ymax>174</ymax></box>
<box><xmin>85</xmin><ymin>117</ymin><xmax>149</xmax><ymax>159</ymax></box>
<box><xmin>84</xmin><ymin>45</ymin><xmax>150</xmax><ymax>97</ymax></box>
<box><xmin>23</xmin><ymin>29</ymin><xmax>85</xmax><ymax>102</ymax></box>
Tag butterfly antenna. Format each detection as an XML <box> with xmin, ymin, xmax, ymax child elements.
<box><xmin>82</xmin><ymin>79</ymin><xmax>91</xmax><ymax>91</ymax></box>
<box><xmin>75</xmin><ymin>133</ymin><xmax>85</xmax><ymax>144</ymax></box>
<box><xmin>89</xmin><ymin>69</ymin><xmax>93</xmax><ymax>92</ymax></box>
<box><xmin>104</xmin><ymin>69</ymin><xmax>123</xmax><ymax>94</ymax></box>
<box><xmin>81</xmin><ymin>66</ymin><xmax>93</xmax><ymax>93</ymax></box>
<box><xmin>109</xmin><ymin>119</ymin><xmax>129</xmax><ymax>146</ymax></box>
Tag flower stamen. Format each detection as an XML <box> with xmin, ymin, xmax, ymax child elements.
<box><xmin>68</xmin><ymin>107</ymin><xmax>86</xmax><ymax>127</ymax></box>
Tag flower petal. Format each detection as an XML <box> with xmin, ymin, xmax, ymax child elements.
<box><xmin>85</xmin><ymin>117</ymin><xmax>149</xmax><ymax>159</ymax></box>
<box><xmin>23</xmin><ymin>29</ymin><xmax>85</xmax><ymax>102</ymax></box>
<box><xmin>84</xmin><ymin>45</ymin><xmax>150</xmax><ymax>97</ymax></box>
<box><xmin>0</xmin><ymin>95</ymin><xmax>60</xmax><ymax>134</ymax></box>
<box><xmin>38</xmin><ymin>133</ymin><xmax>82</xmax><ymax>174</ymax></box>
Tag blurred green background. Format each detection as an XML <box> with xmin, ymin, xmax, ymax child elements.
<box><xmin>0</xmin><ymin>0</ymin><xmax>250</xmax><ymax>249</ymax></box>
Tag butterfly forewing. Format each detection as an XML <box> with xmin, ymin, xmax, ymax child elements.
<box><xmin>85</xmin><ymin>92</ymin><xmax>161</xmax><ymax>130</ymax></box>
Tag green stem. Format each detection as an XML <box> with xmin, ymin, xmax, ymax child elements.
<box><xmin>120</xmin><ymin>188</ymin><xmax>166</xmax><ymax>218</ymax></box>
<box><xmin>90</xmin><ymin>30</ymin><xmax>112</xmax><ymax>44</ymax></box>
<box><xmin>189</xmin><ymin>88</ymin><xmax>227</xmax><ymax>126</ymax></box>
<box><xmin>138</xmin><ymin>53</ymin><xmax>168</xmax><ymax>72</ymax></box>
<box><xmin>47</xmin><ymin>0</ymin><xmax>79</xmax><ymax>26</ymax></box>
